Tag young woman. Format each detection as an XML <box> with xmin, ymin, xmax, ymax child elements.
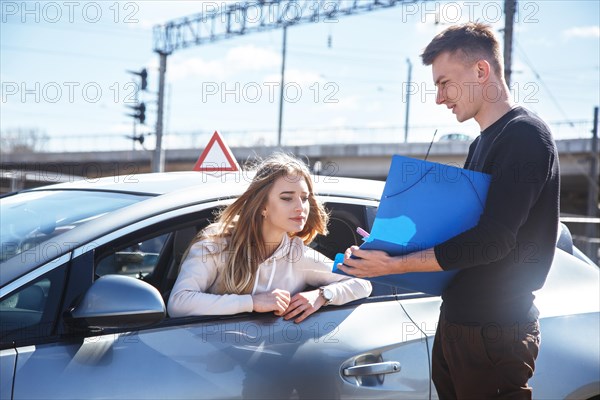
<box><xmin>168</xmin><ymin>153</ymin><xmax>372</xmax><ymax>323</ymax></box>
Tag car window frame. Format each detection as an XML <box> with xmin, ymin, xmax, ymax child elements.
<box><xmin>0</xmin><ymin>254</ymin><xmax>70</xmax><ymax>349</ymax></box>
<box><xmin>7</xmin><ymin>195</ymin><xmax>428</xmax><ymax>343</ymax></box>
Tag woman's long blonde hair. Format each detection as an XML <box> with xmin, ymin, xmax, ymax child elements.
<box><xmin>189</xmin><ymin>153</ymin><xmax>329</xmax><ymax>294</ymax></box>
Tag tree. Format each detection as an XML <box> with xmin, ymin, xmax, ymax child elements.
<box><xmin>0</xmin><ymin>128</ymin><xmax>49</xmax><ymax>154</ymax></box>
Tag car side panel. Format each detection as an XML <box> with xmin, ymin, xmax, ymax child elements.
<box><xmin>530</xmin><ymin>313</ymin><xmax>600</xmax><ymax>399</ymax></box>
<box><xmin>397</xmin><ymin>250</ymin><xmax>600</xmax><ymax>400</ymax></box>
<box><xmin>11</xmin><ymin>300</ymin><xmax>430</xmax><ymax>399</ymax></box>
<box><xmin>0</xmin><ymin>349</ymin><xmax>16</xmax><ymax>400</ymax></box>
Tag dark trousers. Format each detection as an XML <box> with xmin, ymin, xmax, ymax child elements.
<box><xmin>432</xmin><ymin>310</ymin><xmax>540</xmax><ymax>400</ymax></box>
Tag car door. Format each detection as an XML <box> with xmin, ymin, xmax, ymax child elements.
<box><xmin>8</xmin><ymin>300</ymin><xmax>430</xmax><ymax>399</ymax></box>
<box><xmin>0</xmin><ymin>254</ymin><xmax>71</xmax><ymax>400</ymax></box>
<box><xmin>4</xmin><ymin>200</ymin><xmax>432</xmax><ymax>399</ymax></box>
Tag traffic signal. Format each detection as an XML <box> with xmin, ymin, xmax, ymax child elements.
<box><xmin>128</xmin><ymin>102</ymin><xmax>146</xmax><ymax>124</ymax></box>
<box><xmin>139</xmin><ymin>68</ymin><xmax>148</xmax><ymax>91</ymax></box>
<box><xmin>125</xmin><ymin>134</ymin><xmax>146</xmax><ymax>145</ymax></box>
<box><xmin>127</xmin><ymin>68</ymin><xmax>148</xmax><ymax>91</ymax></box>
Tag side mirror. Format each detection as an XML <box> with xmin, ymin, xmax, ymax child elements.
<box><xmin>68</xmin><ymin>275</ymin><xmax>165</xmax><ymax>331</ymax></box>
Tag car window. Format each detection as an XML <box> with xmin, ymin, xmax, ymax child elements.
<box><xmin>0</xmin><ymin>190</ymin><xmax>150</xmax><ymax>263</ymax></box>
<box><xmin>0</xmin><ymin>262</ymin><xmax>67</xmax><ymax>346</ymax></box>
<box><xmin>314</xmin><ymin>202</ymin><xmax>407</xmax><ymax>297</ymax></box>
<box><xmin>312</xmin><ymin>202</ymin><xmax>372</xmax><ymax>260</ymax></box>
<box><xmin>96</xmin><ymin>233</ymin><xmax>170</xmax><ymax>278</ymax></box>
<box><xmin>92</xmin><ymin>208</ymin><xmax>218</xmax><ymax>301</ymax></box>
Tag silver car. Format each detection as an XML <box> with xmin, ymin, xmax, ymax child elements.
<box><xmin>1</xmin><ymin>172</ymin><xmax>598</xmax><ymax>399</ymax></box>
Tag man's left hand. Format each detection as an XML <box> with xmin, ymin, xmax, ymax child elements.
<box><xmin>337</xmin><ymin>246</ymin><xmax>399</xmax><ymax>278</ymax></box>
<box><xmin>338</xmin><ymin>246</ymin><xmax>443</xmax><ymax>278</ymax></box>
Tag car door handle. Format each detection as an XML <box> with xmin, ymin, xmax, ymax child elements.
<box><xmin>343</xmin><ymin>361</ymin><xmax>401</xmax><ymax>376</ymax></box>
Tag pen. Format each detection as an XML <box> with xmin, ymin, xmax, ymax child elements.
<box><xmin>356</xmin><ymin>227</ymin><xmax>370</xmax><ymax>239</ymax></box>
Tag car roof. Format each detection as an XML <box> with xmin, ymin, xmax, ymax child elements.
<box><xmin>23</xmin><ymin>171</ymin><xmax>385</xmax><ymax>201</ymax></box>
<box><xmin>2</xmin><ymin>172</ymin><xmax>384</xmax><ymax>286</ymax></box>
<box><xmin>25</xmin><ymin>171</ymin><xmax>242</xmax><ymax>196</ymax></box>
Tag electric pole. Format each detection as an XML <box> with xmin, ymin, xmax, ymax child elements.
<box><xmin>503</xmin><ymin>0</ymin><xmax>516</xmax><ymax>87</ymax></box>
<box><xmin>278</xmin><ymin>25</ymin><xmax>287</xmax><ymax>148</ymax></box>
<box><xmin>404</xmin><ymin>58</ymin><xmax>412</xmax><ymax>143</ymax></box>
<box><xmin>152</xmin><ymin>52</ymin><xmax>167</xmax><ymax>173</ymax></box>
<box><xmin>588</xmin><ymin>106</ymin><xmax>599</xmax><ymax>262</ymax></box>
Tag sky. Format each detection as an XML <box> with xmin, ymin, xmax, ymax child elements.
<box><xmin>1</xmin><ymin>0</ymin><xmax>599</xmax><ymax>152</ymax></box>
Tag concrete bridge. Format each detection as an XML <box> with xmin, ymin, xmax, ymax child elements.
<box><xmin>0</xmin><ymin>138</ymin><xmax>597</xmax><ymax>215</ymax></box>
<box><xmin>1</xmin><ymin>137</ymin><xmax>598</xmax><ymax>264</ymax></box>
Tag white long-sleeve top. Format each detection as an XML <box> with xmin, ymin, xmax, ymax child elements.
<box><xmin>167</xmin><ymin>234</ymin><xmax>372</xmax><ymax>317</ymax></box>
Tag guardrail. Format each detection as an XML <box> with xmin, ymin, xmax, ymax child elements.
<box><xmin>1</xmin><ymin>121</ymin><xmax>594</xmax><ymax>154</ymax></box>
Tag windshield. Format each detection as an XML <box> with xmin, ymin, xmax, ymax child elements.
<box><xmin>0</xmin><ymin>190</ymin><xmax>149</xmax><ymax>263</ymax></box>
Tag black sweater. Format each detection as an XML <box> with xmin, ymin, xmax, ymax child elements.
<box><xmin>434</xmin><ymin>106</ymin><xmax>560</xmax><ymax>324</ymax></box>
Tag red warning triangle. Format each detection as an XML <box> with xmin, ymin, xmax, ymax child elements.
<box><xmin>193</xmin><ymin>131</ymin><xmax>240</xmax><ymax>172</ymax></box>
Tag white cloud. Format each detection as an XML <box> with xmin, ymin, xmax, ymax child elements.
<box><xmin>366</xmin><ymin>120</ymin><xmax>391</xmax><ymax>128</ymax></box>
<box><xmin>107</xmin><ymin>123</ymin><xmax>134</xmax><ymax>134</ymax></box>
<box><xmin>263</xmin><ymin>69</ymin><xmax>324</xmax><ymax>86</ymax></box>
<box><xmin>365</xmin><ymin>101</ymin><xmax>382</xmax><ymax>113</ymax></box>
<box><xmin>163</xmin><ymin>45</ymin><xmax>281</xmax><ymax>82</ymax></box>
<box><xmin>329</xmin><ymin>117</ymin><xmax>347</xmax><ymax>127</ymax></box>
<box><xmin>563</xmin><ymin>26</ymin><xmax>600</xmax><ymax>40</ymax></box>
<box><xmin>323</xmin><ymin>95</ymin><xmax>360</xmax><ymax>112</ymax></box>
<box><xmin>226</xmin><ymin>45</ymin><xmax>281</xmax><ymax>70</ymax></box>
<box><xmin>169</xmin><ymin>57</ymin><xmax>227</xmax><ymax>81</ymax></box>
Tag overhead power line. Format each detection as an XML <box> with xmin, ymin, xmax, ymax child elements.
<box><xmin>0</xmin><ymin>45</ymin><xmax>140</xmax><ymax>63</ymax></box>
<box><xmin>514</xmin><ymin>39</ymin><xmax>576</xmax><ymax>127</ymax></box>
<box><xmin>149</xmin><ymin>0</ymin><xmax>430</xmax><ymax>172</ymax></box>
<box><xmin>153</xmin><ymin>0</ymin><xmax>425</xmax><ymax>55</ymax></box>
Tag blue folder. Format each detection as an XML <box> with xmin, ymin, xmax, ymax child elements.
<box><xmin>333</xmin><ymin>155</ymin><xmax>491</xmax><ymax>295</ymax></box>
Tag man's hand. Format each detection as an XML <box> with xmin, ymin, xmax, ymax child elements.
<box><xmin>281</xmin><ymin>289</ymin><xmax>324</xmax><ymax>324</ymax></box>
<box><xmin>338</xmin><ymin>246</ymin><xmax>443</xmax><ymax>278</ymax></box>
<box><xmin>252</xmin><ymin>289</ymin><xmax>291</xmax><ymax>315</ymax></box>
<box><xmin>337</xmin><ymin>246</ymin><xmax>399</xmax><ymax>278</ymax></box>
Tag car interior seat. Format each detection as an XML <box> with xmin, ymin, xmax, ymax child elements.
<box><xmin>313</xmin><ymin>215</ymin><xmax>360</xmax><ymax>261</ymax></box>
<box><xmin>161</xmin><ymin>226</ymin><xmax>200</xmax><ymax>304</ymax></box>
<box><xmin>313</xmin><ymin>211</ymin><xmax>396</xmax><ymax>297</ymax></box>
<box><xmin>16</xmin><ymin>284</ymin><xmax>46</xmax><ymax>312</ymax></box>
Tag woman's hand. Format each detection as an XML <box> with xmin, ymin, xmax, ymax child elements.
<box><xmin>252</xmin><ymin>289</ymin><xmax>291</xmax><ymax>315</ymax></box>
<box><xmin>281</xmin><ymin>289</ymin><xmax>325</xmax><ymax>324</ymax></box>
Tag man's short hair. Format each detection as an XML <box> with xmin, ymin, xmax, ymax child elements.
<box><xmin>421</xmin><ymin>23</ymin><xmax>504</xmax><ymax>80</ymax></box>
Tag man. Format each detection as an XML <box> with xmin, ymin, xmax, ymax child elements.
<box><xmin>338</xmin><ymin>23</ymin><xmax>560</xmax><ymax>399</ymax></box>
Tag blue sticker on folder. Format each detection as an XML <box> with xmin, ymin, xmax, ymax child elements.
<box><xmin>333</xmin><ymin>155</ymin><xmax>491</xmax><ymax>295</ymax></box>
